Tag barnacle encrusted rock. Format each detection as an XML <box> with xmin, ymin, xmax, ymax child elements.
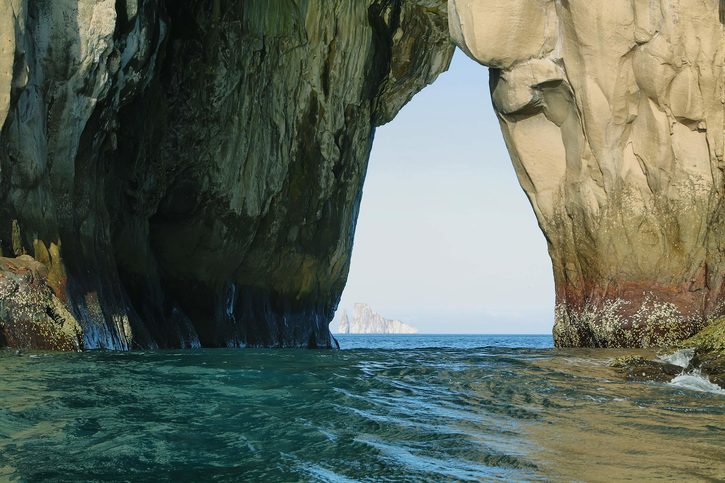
<box><xmin>450</xmin><ymin>0</ymin><xmax>725</xmax><ymax>347</ymax></box>
<box><xmin>0</xmin><ymin>255</ymin><xmax>83</xmax><ymax>351</ymax></box>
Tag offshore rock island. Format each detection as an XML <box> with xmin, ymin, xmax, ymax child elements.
<box><xmin>0</xmin><ymin>0</ymin><xmax>723</xmax><ymax>351</ymax></box>
<box><xmin>338</xmin><ymin>304</ymin><xmax>418</xmax><ymax>334</ymax></box>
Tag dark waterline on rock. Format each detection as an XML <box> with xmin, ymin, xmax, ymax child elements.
<box><xmin>0</xmin><ymin>335</ymin><xmax>723</xmax><ymax>481</ymax></box>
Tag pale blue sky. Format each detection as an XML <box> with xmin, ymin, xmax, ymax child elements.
<box><xmin>333</xmin><ymin>50</ymin><xmax>554</xmax><ymax>334</ymax></box>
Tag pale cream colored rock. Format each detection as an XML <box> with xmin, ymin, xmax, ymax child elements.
<box><xmin>0</xmin><ymin>0</ymin><xmax>20</xmax><ymax>131</ymax></box>
<box><xmin>449</xmin><ymin>0</ymin><xmax>557</xmax><ymax>70</ymax></box>
<box><xmin>338</xmin><ymin>304</ymin><xmax>418</xmax><ymax>334</ymax></box>
<box><xmin>450</xmin><ymin>0</ymin><xmax>725</xmax><ymax>347</ymax></box>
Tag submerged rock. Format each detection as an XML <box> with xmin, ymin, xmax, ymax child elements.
<box><xmin>611</xmin><ymin>318</ymin><xmax>725</xmax><ymax>386</ymax></box>
<box><xmin>610</xmin><ymin>356</ymin><xmax>683</xmax><ymax>383</ymax></box>
<box><xmin>450</xmin><ymin>1</ymin><xmax>725</xmax><ymax>347</ymax></box>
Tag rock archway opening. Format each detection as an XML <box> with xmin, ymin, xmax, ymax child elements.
<box><xmin>334</xmin><ymin>51</ymin><xmax>554</xmax><ymax>335</ymax></box>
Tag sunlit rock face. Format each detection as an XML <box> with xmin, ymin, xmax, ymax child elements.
<box><xmin>0</xmin><ymin>0</ymin><xmax>453</xmax><ymax>349</ymax></box>
<box><xmin>450</xmin><ymin>0</ymin><xmax>725</xmax><ymax>347</ymax></box>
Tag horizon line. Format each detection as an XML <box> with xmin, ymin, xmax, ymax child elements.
<box><xmin>333</xmin><ymin>333</ymin><xmax>552</xmax><ymax>336</ymax></box>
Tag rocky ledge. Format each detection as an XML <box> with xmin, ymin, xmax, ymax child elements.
<box><xmin>611</xmin><ymin>318</ymin><xmax>725</xmax><ymax>388</ymax></box>
<box><xmin>676</xmin><ymin>317</ymin><xmax>725</xmax><ymax>387</ymax></box>
<box><xmin>0</xmin><ymin>256</ymin><xmax>82</xmax><ymax>351</ymax></box>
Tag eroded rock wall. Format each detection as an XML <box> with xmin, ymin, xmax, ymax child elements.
<box><xmin>0</xmin><ymin>0</ymin><xmax>165</xmax><ymax>350</ymax></box>
<box><xmin>0</xmin><ymin>0</ymin><xmax>453</xmax><ymax>349</ymax></box>
<box><xmin>450</xmin><ymin>0</ymin><xmax>725</xmax><ymax>347</ymax></box>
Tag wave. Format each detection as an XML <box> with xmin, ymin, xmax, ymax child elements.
<box><xmin>657</xmin><ymin>348</ymin><xmax>695</xmax><ymax>368</ymax></box>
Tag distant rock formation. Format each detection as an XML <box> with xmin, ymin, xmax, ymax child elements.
<box><xmin>338</xmin><ymin>304</ymin><xmax>418</xmax><ymax>334</ymax></box>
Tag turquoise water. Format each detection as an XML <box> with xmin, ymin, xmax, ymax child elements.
<box><xmin>0</xmin><ymin>335</ymin><xmax>723</xmax><ymax>481</ymax></box>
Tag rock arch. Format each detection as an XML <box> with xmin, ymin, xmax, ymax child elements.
<box><xmin>0</xmin><ymin>0</ymin><xmax>721</xmax><ymax>349</ymax></box>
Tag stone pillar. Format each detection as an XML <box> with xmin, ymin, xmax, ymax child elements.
<box><xmin>450</xmin><ymin>0</ymin><xmax>725</xmax><ymax>347</ymax></box>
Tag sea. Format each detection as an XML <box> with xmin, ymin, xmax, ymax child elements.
<box><xmin>0</xmin><ymin>334</ymin><xmax>723</xmax><ymax>482</ymax></box>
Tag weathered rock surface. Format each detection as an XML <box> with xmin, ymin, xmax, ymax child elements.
<box><xmin>0</xmin><ymin>1</ymin><xmax>453</xmax><ymax>349</ymax></box>
<box><xmin>450</xmin><ymin>0</ymin><xmax>725</xmax><ymax>347</ymax></box>
<box><xmin>610</xmin><ymin>355</ymin><xmax>683</xmax><ymax>383</ymax></box>
<box><xmin>338</xmin><ymin>303</ymin><xmax>418</xmax><ymax>334</ymax></box>
<box><xmin>0</xmin><ymin>255</ymin><xmax>82</xmax><ymax>351</ymax></box>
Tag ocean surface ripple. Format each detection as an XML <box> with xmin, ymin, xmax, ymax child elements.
<box><xmin>0</xmin><ymin>335</ymin><xmax>723</xmax><ymax>482</ymax></box>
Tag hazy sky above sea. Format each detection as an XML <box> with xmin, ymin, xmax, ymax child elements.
<box><xmin>333</xmin><ymin>49</ymin><xmax>555</xmax><ymax>335</ymax></box>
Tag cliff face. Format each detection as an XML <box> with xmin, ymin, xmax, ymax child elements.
<box><xmin>450</xmin><ymin>0</ymin><xmax>725</xmax><ymax>347</ymax></box>
<box><xmin>0</xmin><ymin>1</ymin><xmax>453</xmax><ymax>349</ymax></box>
<box><xmin>338</xmin><ymin>304</ymin><xmax>418</xmax><ymax>334</ymax></box>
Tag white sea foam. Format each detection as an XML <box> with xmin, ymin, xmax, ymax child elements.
<box><xmin>657</xmin><ymin>348</ymin><xmax>695</xmax><ymax>368</ymax></box>
<box><xmin>658</xmin><ymin>349</ymin><xmax>724</xmax><ymax>394</ymax></box>
<box><xmin>668</xmin><ymin>370</ymin><xmax>725</xmax><ymax>395</ymax></box>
